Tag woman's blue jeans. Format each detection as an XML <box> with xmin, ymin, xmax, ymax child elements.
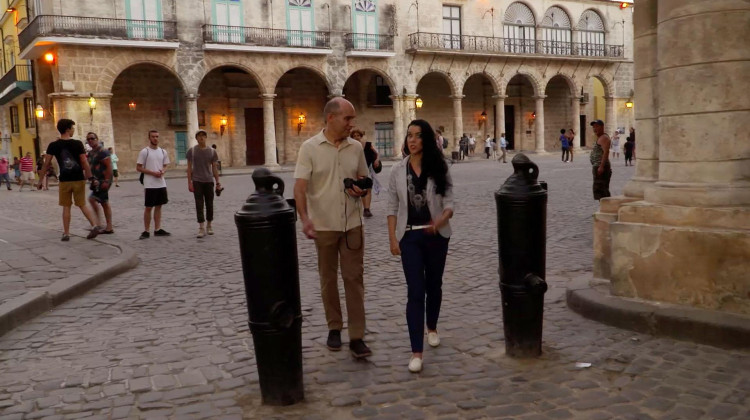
<box><xmin>400</xmin><ymin>229</ymin><xmax>450</xmax><ymax>353</ymax></box>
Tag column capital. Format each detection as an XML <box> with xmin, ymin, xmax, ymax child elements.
<box><xmin>532</xmin><ymin>95</ymin><xmax>547</xmax><ymax>100</ymax></box>
<box><xmin>184</xmin><ymin>93</ymin><xmax>199</xmax><ymax>100</ymax></box>
<box><xmin>259</xmin><ymin>93</ymin><xmax>277</xmax><ymax>100</ymax></box>
<box><xmin>449</xmin><ymin>95</ymin><xmax>465</xmax><ymax>100</ymax></box>
<box><xmin>327</xmin><ymin>93</ymin><xmax>344</xmax><ymax>99</ymax></box>
<box><xmin>492</xmin><ymin>94</ymin><xmax>507</xmax><ymax>100</ymax></box>
<box><xmin>402</xmin><ymin>93</ymin><xmax>419</xmax><ymax>99</ymax></box>
<box><xmin>603</xmin><ymin>95</ymin><xmax>616</xmax><ymax>101</ymax></box>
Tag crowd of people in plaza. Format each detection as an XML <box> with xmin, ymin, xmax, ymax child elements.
<box><xmin>11</xmin><ymin>100</ymin><xmax>628</xmax><ymax>374</ymax></box>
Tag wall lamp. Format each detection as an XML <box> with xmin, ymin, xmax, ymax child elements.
<box><xmin>35</xmin><ymin>105</ymin><xmax>45</xmax><ymax>119</ymax></box>
<box><xmin>128</xmin><ymin>100</ymin><xmax>136</xmax><ymax>111</ymax></box>
<box><xmin>44</xmin><ymin>52</ymin><xmax>55</xmax><ymax>64</ymax></box>
<box><xmin>479</xmin><ymin>110</ymin><xmax>487</xmax><ymax>126</ymax></box>
<box><xmin>415</xmin><ymin>97</ymin><xmax>423</xmax><ymax>109</ymax></box>
<box><xmin>88</xmin><ymin>93</ymin><xmax>96</xmax><ymax>111</ymax></box>
<box><xmin>220</xmin><ymin>114</ymin><xmax>228</xmax><ymax>136</ymax></box>
<box><xmin>625</xmin><ymin>99</ymin><xmax>634</xmax><ymax>109</ymax></box>
<box><xmin>297</xmin><ymin>113</ymin><xmax>306</xmax><ymax>134</ymax></box>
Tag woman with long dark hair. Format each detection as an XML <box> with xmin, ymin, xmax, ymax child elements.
<box><xmin>387</xmin><ymin>119</ymin><xmax>454</xmax><ymax>373</ymax></box>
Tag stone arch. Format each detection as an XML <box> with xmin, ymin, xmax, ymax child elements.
<box><xmin>413</xmin><ymin>70</ymin><xmax>458</xmax><ymax>96</ymax></box>
<box><xmin>271</xmin><ymin>64</ymin><xmax>333</xmax><ymax>96</ymax></box>
<box><xmin>345</xmin><ymin>65</ymin><xmax>398</xmax><ymax>93</ymax></box>
<box><xmin>459</xmin><ymin>72</ymin><xmax>500</xmax><ymax>97</ymax></box>
<box><xmin>545</xmin><ymin>73</ymin><xmax>578</xmax><ymax>97</ymax></box>
<box><xmin>592</xmin><ymin>74</ymin><xmax>614</xmax><ymax>98</ymax></box>
<box><xmin>200</xmin><ymin>61</ymin><xmax>267</xmax><ymax>95</ymax></box>
<box><xmin>503</xmin><ymin>71</ymin><xmax>543</xmax><ymax>97</ymax></box>
<box><xmin>96</xmin><ymin>56</ymin><xmax>184</xmax><ymax>94</ymax></box>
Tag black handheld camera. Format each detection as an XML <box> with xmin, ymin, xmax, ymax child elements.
<box><xmin>343</xmin><ymin>177</ymin><xmax>373</xmax><ymax>190</ymax></box>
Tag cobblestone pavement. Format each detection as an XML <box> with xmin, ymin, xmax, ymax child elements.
<box><xmin>0</xmin><ymin>219</ymin><xmax>121</xmax><ymax>307</ymax></box>
<box><xmin>0</xmin><ymin>155</ymin><xmax>747</xmax><ymax>420</ymax></box>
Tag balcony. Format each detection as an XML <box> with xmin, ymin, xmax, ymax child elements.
<box><xmin>0</xmin><ymin>65</ymin><xmax>33</xmax><ymax>105</ymax></box>
<box><xmin>343</xmin><ymin>33</ymin><xmax>395</xmax><ymax>58</ymax></box>
<box><xmin>19</xmin><ymin>15</ymin><xmax>179</xmax><ymax>59</ymax></box>
<box><xmin>407</xmin><ymin>32</ymin><xmax>625</xmax><ymax>61</ymax></box>
<box><xmin>202</xmin><ymin>25</ymin><xmax>332</xmax><ymax>55</ymax></box>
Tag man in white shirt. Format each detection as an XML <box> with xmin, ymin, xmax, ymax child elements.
<box><xmin>468</xmin><ymin>134</ymin><xmax>476</xmax><ymax>156</ymax></box>
<box><xmin>136</xmin><ymin>130</ymin><xmax>171</xmax><ymax>239</ymax></box>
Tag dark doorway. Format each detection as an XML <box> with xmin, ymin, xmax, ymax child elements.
<box><xmin>579</xmin><ymin>115</ymin><xmax>587</xmax><ymax>147</ymax></box>
<box><xmin>505</xmin><ymin>105</ymin><xmax>515</xmax><ymax>150</ymax></box>
<box><xmin>245</xmin><ymin>108</ymin><xmax>264</xmax><ymax>165</ymax></box>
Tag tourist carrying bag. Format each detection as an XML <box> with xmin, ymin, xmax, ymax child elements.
<box><xmin>139</xmin><ymin>148</ymin><xmax>150</xmax><ymax>185</ymax></box>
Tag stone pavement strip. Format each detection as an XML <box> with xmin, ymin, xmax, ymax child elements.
<box><xmin>0</xmin><ymin>155</ymin><xmax>747</xmax><ymax>420</ymax></box>
<box><xmin>0</xmin><ymin>216</ymin><xmax>138</xmax><ymax>336</ymax></box>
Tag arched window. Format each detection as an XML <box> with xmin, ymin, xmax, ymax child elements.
<box><xmin>503</xmin><ymin>2</ymin><xmax>536</xmax><ymax>54</ymax></box>
<box><xmin>577</xmin><ymin>10</ymin><xmax>605</xmax><ymax>56</ymax></box>
<box><xmin>541</xmin><ymin>6</ymin><xmax>571</xmax><ymax>55</ymax></box>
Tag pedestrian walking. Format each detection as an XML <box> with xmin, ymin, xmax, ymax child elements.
<box><xmin>293</xmin><ymin>97</ymin><xmax>373</xmax><ymax>359</ymax></box>
<box><xmin>0</xmin><ymin>157</ymin><xmax>11</xmax><ymax>190</ymax></box>
<box><xmin>351</xmin><ymin>128</ymin><xmax>382</xmax><ymax>218</ymax></box>
<box><xmin>499</xmin><ymin>133</ymin><xmax>508</xmax><ymax>163</ymax></box>
<box><xmin>186</xmin><ymin>130</ymin><xmax>221</xmax><ymax>238</ymax></box>
<box><xmin>468</xmin><ymin>134</ymin><xmax>476</xmax><ymax>156</ymax></box>
<box><xmin>108</xmin><ymin>147</ymin><xmax>120</xmax><ymax>187</ymax></box>
<box><xmin>560</xmin><ymin>129</ymin><xmax>570</xmax><ymax>162</ymax></box>
<box><xmin>589</xmin><ymin>120</ymin><xmax>612</xmax><ymax>200</ymax></box>
<box><xmin>11</xmin><ymin>157</ymin><xmax>20</xmax><ymax>185</ymax></box>
<box><xmin>485</xmin><ymin>135</ymin><xmax>492</xmax><ymax>159</ymax></box>
<box><xmin>36</xmin><ymin>155</ymin><xmax>46</xmax><ymax>189</ymax></box>
<box><xmin>630</xmin><ymin>127</ymin><xmax>636</xmax><ymax>159</ymax></box>
<box><xmin>459</xmin><ymin>134</ymin><xmax>468</xmax><ymax>160</ymax></box>
<box><xmin>37</xmin><ymin>119</ymin><xmax>102</xmax><ymax>241</ymax></box>
<box><xmin>136</xmin><ymin>130</ymin><xmax>171</xmax><ymax>239</ymax></box>
<box><xmin>86</xmin><ymin>134</ymin><xmax>114</xmax><ymax>234</ymax></box>
<box><xmin>18</xmin><ymin>152</ymin><xmax>35</xmax><ymax>191</ymax></box>
<box><xmin>624</xmin><ymin>136</ymin><xmax>634</xmax><ymax>166</ymax></box>
<box><xmin>386</xmin><ymin>119</ymin><xmax>454</xmax><ymax>373</ymax></box>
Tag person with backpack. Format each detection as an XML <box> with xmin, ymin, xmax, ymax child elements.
<box><xmin>136</xmin><ymin>130</ymin><xmax>171</xmax><ymax>239</ymax></box>
<box><xmin>37</xmin><ymin>119</ymin><xmax>102</xmax><ymax>241</ymax></box>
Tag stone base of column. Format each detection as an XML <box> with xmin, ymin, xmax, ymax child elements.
<box><xmin>263</xmin><ymin>163</ymin><xmax>281</xmax><ymax>170</ymax></box>
<box><xmin>644</xmin><ymin>182</ymin><xmax>750</xmax><ymax>208</ymax></box>
<box><xmin>599</xmin><ymin>200</ymin><xmax>750</xmax><ymax>315</ymax></box>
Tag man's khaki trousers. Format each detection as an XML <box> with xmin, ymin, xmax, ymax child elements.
<box><xmin>314</xmin><ymin>226</ymin><xmax>366</xmax><ymax>340</ymax></box>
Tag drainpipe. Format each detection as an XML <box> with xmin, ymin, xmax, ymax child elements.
<box><xmin>26</xmin><ymin>0</ymin><xmax>41</xmax><ymax>156</ymax></box>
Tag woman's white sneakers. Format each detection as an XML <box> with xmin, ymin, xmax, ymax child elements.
<box><xmin>427</xmin><ymin>331</ymin><xmax>440</xmax><ymax>347</ymax></box>
<box><xmin>408</xmin><ymin>356</ymin><xmax>423</xmax><ymax>373</ymax></box>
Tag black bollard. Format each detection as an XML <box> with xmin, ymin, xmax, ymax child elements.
<box><xmin>235</xmin><ymin>168</ymin><xmax>304</xmax><ymax>405</ymax></box>
<box><xmin>495</xmin><ymin>154</ymin><xmax>548</xmax><ymax>358</ymax></box>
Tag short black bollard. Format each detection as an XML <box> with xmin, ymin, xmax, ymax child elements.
<box><xmin>495</xmin><ymin>154</ymin><xmax>548</xmax><ymax>358</ymax></box>
<box><xmin>235</xmin><ymin>168</ymin><xmax>304</xmax><ymax>405</ymax></box>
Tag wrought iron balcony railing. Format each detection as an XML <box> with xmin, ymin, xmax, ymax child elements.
<box><xmin>19</xmin><ymin>15</ymin><xmax>178</xmax><ymax>52</ymax></box>
<box><xmin>202</xmin><ymin>24</ymin><xmax>330</xmax><ymax>49</ymax></box>
<box><xmin>0</xmin><ymin>65</ymin><xmax>33</xmax><ymax>93</ymax></box>
<box><xmin>343</xmin><ymin>33</ymin><xmax>395</xmax><ymax>52</ymax></box>
<box><xmin>407</xmin><ymin>32</ymin><xmax>624</xmax><ymax>59</ymax></box>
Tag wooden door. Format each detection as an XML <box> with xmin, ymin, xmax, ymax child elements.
<box><xmin>504</xmin><ymin>105</ymin><xmax>515</xmax><ymax>150</ymax></box>
<box><xmin>244</xmin><ymin>108</ymin><xmax>264</xmax><ymax>165</ymax></box>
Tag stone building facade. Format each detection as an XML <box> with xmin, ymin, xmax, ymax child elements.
<box><xmin>594</xmin><ymin>0</ymin><xmax>750</xmax><ymax>315</ymax></box>
<box><xmin>22</xmin><ymin>0</ymin><xmax>633</xmax><ymax>171</ymax></box>
<box><xmin>0</xmin><ymin>0</ymin><xmax>38</xmax><ymax>163</ymax></box>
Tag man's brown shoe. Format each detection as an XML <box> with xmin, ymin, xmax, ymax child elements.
<box><xmin>349</xmin><ymin>339</ymin><xmax>372</xmax><ymax>359</ymax></box>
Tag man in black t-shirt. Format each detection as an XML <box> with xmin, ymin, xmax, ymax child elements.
<box><xmin>38</xmin><ymin>119</ymin><xmax>102</xmax><ymax>241</ymax></box>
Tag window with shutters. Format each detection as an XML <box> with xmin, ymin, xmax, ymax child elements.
<box><xmin>503</xmin><ymin>2</ymin><xmax>536</xmax><ymax>53</ymax></box>
<box><xmin>126</xmin><ymin>0</ymin><xmax>164</xmax><ymax>39</ymax></box>
<box><xmin>442</xmin><ymin>6</ymin><xmax>461</xmax><ymax>49</ymax></box>
<box><xmin>213</xmin><ymin>0</ymin><xmax>243</xmax><ymax>43</ymax></box>
<box><xmin>287</xmin><ymin>0</ymin><xmax>315</xmax><ymax>46</ymax></box>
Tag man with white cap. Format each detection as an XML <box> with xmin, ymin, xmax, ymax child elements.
<box><xmin>186</xmin><ymin>129</ymin><xmax>221</xmax><ymax>238</ymax></box>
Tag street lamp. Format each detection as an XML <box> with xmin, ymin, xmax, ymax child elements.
<box><xmin>35</xmin><ymin>105</ymin><xmax>44</xmax><ymax>119</ymax></box>
<box><xmin>220</xmin><ymin>114</ymin><xmax>228</xmax><ymax>136</ymax></box>
<box><xmin>128</xmin><ymin>100</ymin><xmax>136</xmax><ymax>111</ymax></box>
<box><xmin>415</xmin><ymin>97</ymin><xmax>423</xmax><ymax>109</ymax></box>
<box><xmin>297</xmin><ymin>113</ymin><xmax>306</xmax><ymax>134</ymax></box>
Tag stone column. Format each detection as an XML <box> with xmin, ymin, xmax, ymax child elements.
<box><xmin>451</xmin><ymin>95</ymin><xmax>464</xmax><ymax>152</ymax></box>
<box><xmin>604</xmin><ymin>96</ymin><xmax>617</xmax><ymax>139</ymax></box>
<box><xmin>603</xmin><ymin>0</ymin><xmax>750</xmax><ymax>314</ymax></box>
<box><xmin>493</xmin><ymin>95</ymin><xmax>505</xmax><ymax>141</ymax></box>
<box><xmin>260</xmin><ymin>94</ymin><xmax>279</xmax><ymax>168</ymax></box>
<box><xmin>390</xmin><ymin>95</ymin><xmax>405</xmax><ymax>158</ymax></box>
<box><xmin>186</xmin><ymin>94</ymin><xmax>199</xmax><ymax>148</ymax></box>
<box><xmin>623</xmin><ymin>0</ymin><xmax>660</xmax><ymax>198</ymax></box>
<box><xmin>533</xmin><ymin>96</ymin><xmax>545</xmax><ymax>153</ymax></box>
<box><xmin>571</xmin><ymin>96</ymin><xmax>581</xmax><ymax>150</ymax></box>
